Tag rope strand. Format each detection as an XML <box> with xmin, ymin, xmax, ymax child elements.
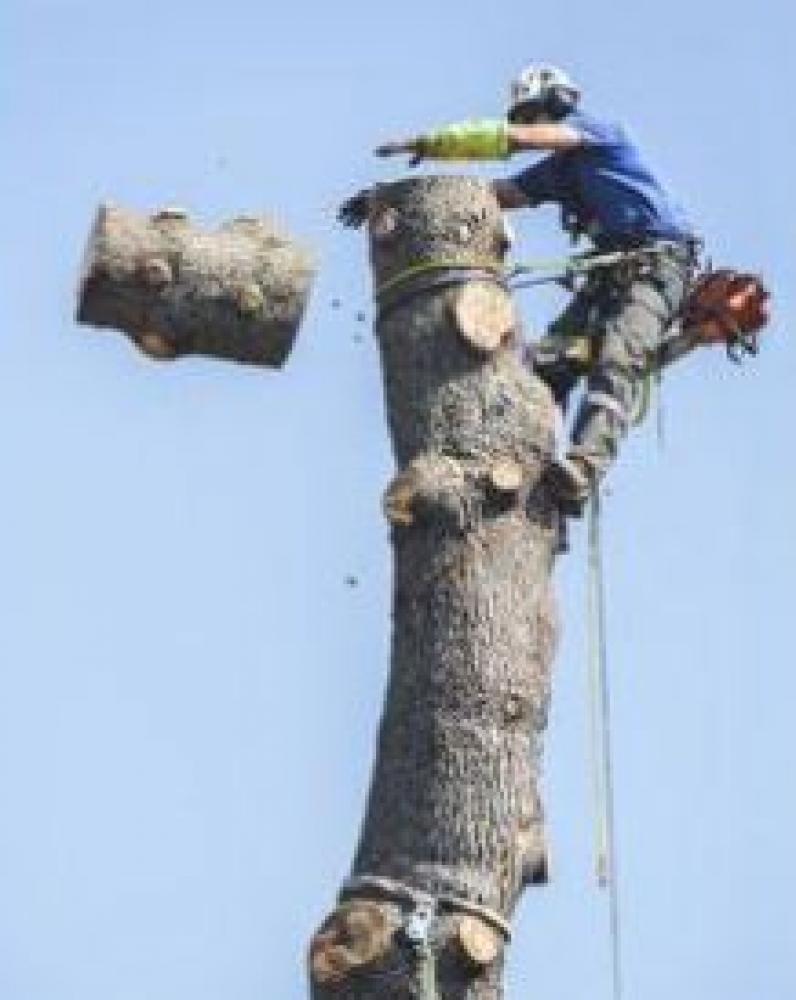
<box><xmin>588</xmin><ymin>486</ymin><xmax>624</xmax><ymax>1000</ymax></box>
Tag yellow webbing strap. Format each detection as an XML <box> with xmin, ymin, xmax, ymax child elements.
<box><xmin>375</xmin><ymin>243</ymin><xmax>682</xmax><ymax>303</ymax></box>
<box><xmin>375</xmin><ymin>258</ymin><xmax>506</xmax><ymax>300</ymax></box>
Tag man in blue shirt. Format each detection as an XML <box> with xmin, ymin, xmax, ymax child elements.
<box><xmin>375</xmin><ymin>65</ymin><xmax>699</xmax><ymax>514</ymax></box>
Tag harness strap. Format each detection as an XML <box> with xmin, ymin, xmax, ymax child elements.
<box><xmin>584</xmin><ymin>390</ymin><xmax>628</xmax><ymax>425</ymax></box>
<box><xmin>375</xmin><ymin>242</ymin><xmax>692</xmax><ymax>310</ymax></box>
<box><xmin>376</xmin><ymin>258</ymin><xmax>504</xmax><ymax>300</ymax></box>
<box><xmin>340</xmin><ymin>873</ymin><xmax>512</xmax><ymax>941</ymax></box>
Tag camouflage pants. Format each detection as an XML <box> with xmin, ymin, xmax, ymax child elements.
<box><xmin>532</xmin><ymin>250</ymin><xmax>692</xmax><ymax>476</ymax></box>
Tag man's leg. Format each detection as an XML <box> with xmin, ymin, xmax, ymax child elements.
<box><xmin>530</xmin><ymin>289</ymin><xmax>595</xmax><ymax>527</ymax></box>
<box><xmin>568</xmin><ymin>264</ymin><xmax>687</xmax><ymax>487</ymax></box>
<box><xmin>531</xmin><ymin>287</ymin><xmax>594</xmax><ymax>413</ymax></box>
<box><xmin>532</xmin><ymin>330</ymin><xmax>582</xmax><ymax>413</ymax></box>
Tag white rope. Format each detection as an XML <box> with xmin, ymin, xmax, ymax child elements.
<box><xmin>587</xmin><ymin>486</ymin><xmax>624</xmax><ymax>1000</ymax></box>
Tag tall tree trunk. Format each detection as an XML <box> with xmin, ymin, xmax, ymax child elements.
<box><xmin>309</xmin><ymin>177</ymin><xmax>560</xmax><ymax>1000</ymax></box>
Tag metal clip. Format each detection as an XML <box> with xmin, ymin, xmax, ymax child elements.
<box><xmin>403</xmin><ymin>902</ymin><xmax>439</xmax><ymax>1000</ymax></box>
<box><xmin>403</xmin><ymin>901</ymin><xmax>435</xmax><ymax>948</ymax></box>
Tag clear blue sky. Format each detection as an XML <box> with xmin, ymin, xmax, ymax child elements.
<box><xmin>1</xmin><ymin>2</ymin><xmax>793</xmax><ymax>998</ymax></box>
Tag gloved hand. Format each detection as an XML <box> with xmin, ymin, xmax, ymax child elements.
<box><xmin>375</xmin><ymin>120</ymin><xmax>511</xmax><ymax>164</ymax></box>
<box><xmin>374</xmin><ymin>138</ymin><xmax>425</xmax><ymax>167</ymax></box>
<box><xmin>337</xmin><ymin>190</ymin><xmax>371</xmax><ymax>228</ymax></box>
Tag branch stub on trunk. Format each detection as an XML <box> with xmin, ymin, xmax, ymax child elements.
<box><xmin>488</xmin><ymin>458</ymin><xmax>525</xmax><ymax>494</ymax></box>
<box><xmin>455</xmin><ymin>915</ymin><xmax>502</xmax><ymax>969</ymax></box>
<box><xmin>309</xmin><ymin>901</ymin><xmax>395</xmax><ymax>987</ymax></box>
<box><xmin>450</xmin><ymin>281</ymin><xmax>517</xmax><ymax>354</ymax></box>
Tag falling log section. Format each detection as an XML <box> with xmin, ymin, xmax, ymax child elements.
<box><xmin>309</xmin><ymin>177</ymin><xmax>561</xmax><ymax>999</ymax></box>
<box><xmin>77</xmin><ymin>203</ymin><xmax>315</xmax><ymax>367</ymax></box>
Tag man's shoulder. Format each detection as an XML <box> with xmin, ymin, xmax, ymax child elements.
<box><xmin>566</xmin><ymin>109</ymin><xmax>628</xmax><ymax>147</ymax></box>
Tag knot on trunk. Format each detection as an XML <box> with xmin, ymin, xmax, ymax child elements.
<box><xmin>383</xmin><ymin>453</ymin><xmax>543</xmax><ymax>531</ymax></box>
<box><xmin>383</xmin><ymin>454</ymin><xmax>466</xmax><ymax>528</ymax></box>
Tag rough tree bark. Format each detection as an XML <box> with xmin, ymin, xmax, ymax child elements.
<box><xmin>77</xmin><ymin>203</ymin><xmax>315</xmax><ymax>367</ymax></box>
<box><xmin>309</xmin><ymin>177</ymin><xmax>561</xmax><ymax>1000</ymax></box>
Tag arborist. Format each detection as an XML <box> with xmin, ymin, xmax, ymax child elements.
<box><xmin>374</xmin><ymin>65</ymin><xmax>701</xmax><ymax>515</ymax></box>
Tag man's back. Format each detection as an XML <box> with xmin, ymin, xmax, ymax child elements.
<box><xmin>510</xmin><ymin>109</ymin><xmax>693</xmax><ymax>246</ymax></box>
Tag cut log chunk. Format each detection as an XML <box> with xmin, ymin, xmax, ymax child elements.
<box><xmin>76</xmin><ymin>203</ymin><xmax>316</xmax><ymax>368</ymax></box>
<box><xmin>450</xmin><ymin>280</ymin><xmax>517</xmax><ymax>354</ymax></box>
<box><xmin>136</xmin><ymin>331</ymin><xmax>178</xmax><ymax>361</ymax></box>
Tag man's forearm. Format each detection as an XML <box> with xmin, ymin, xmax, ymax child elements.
<box><xmin>507</xmin><ymin>122</ymin><xmax>582</xmax><ymax>151</ymax></box>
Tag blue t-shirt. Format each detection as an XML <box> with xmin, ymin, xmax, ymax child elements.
<box><xmin>511</xmin><ymin>110</ymin><xmax>693</xmax><ymax>245</ymax></box>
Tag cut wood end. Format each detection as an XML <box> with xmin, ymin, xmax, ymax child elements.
<box><xmin>455</xmin><ymin>915</ymin><xmax>501</xmax><ymax>968</ymax></box>
<box><xmin>369</xmin><ymin>205</ymin><xmax>397</xmax><ymax>240</ymax></box>
<box><xmin>309</xmin><ymin>901</ymin><xmax>393</xmax><ymax>985</ymax></box>
<box><xmin>136</xmin><ymin>332</ymin><xmax>178</xmax><ymax>360</ymax></box>
<box><xmin>450</xmin><ymin>281</ymin><xmax>516</xmax><ymax>354</ymax></box>
<box><xmin>489</xmin><ymin>458</ymin><xmax>524</xmax><ymax>493</ymax></box>
<box><xmin>382</xmin><ymin>479</ymin><xmax>416</xmax><ymax>526</ymax></box>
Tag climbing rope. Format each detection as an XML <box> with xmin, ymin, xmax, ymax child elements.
<box><xmin>587</xmin><ymin>484</ymin><xmax>624</xmax><ymax>1000</ymax></box>
<box><xmin>654</xmin><ymin>368</ymin><xmax>666</xmax><ymax>451</ymax></box>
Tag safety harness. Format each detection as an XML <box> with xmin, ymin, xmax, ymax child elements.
<box><xmin>375</xmin><ymin>241</ymin><xmax>690</xmax><ymax>317</ymax></box>
<box><xmin>375</xmin><ymin>244</ymin><xmax>769</xmax><ymax>364</ymax></box>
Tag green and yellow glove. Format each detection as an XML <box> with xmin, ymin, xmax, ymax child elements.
<box><xmin>375</xmin><ymin>120</ymin><xmax>511</xmax><ymax>164</ymax></box>
<box><xmin>417</xmin><ymin>119</ymin><xmax>511</xmax><ymax>160</ymax></box>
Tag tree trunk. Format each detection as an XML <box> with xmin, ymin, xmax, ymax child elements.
<box><xmin>76</xmin><ymin>203</ymin><xmax>315</xmax><ymax>367</ymax></box>
<box><xmin>309</xmin><ymin>177</ymin><xmax>560</xmax><ymax>1000</ymax></box>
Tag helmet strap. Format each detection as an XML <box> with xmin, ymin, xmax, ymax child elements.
<box><xmin>546</xmin><ymin>87</ymin><xmax>579</xmax><ymax>120</ymax></box>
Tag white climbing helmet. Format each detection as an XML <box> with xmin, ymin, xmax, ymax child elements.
<box><xmin>508</xmin><ymin>64</ymin><xmax>581</xmax><ymax>121</ymax></box>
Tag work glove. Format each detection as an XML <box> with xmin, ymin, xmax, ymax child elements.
<box><xmin>337</xmin><ymin>190</ymin><xmax>371</xmax><ymax>228</ymax></box>
<box><xmin>375</xmin><ymin>120</ymin><xmax>511</xmax><ymax>165</ymax></box>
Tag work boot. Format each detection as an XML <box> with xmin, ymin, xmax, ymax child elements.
<box><xmin>544</xmin><ymin>455</ymin><xmax>593</xmax><ymax>518</ymax></box>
